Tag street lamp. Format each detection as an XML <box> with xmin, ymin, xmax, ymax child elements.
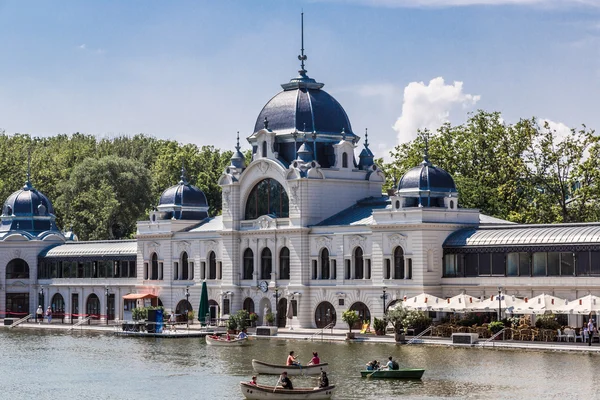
<box><xmin>105</xmin><ymin>287</ymin><xmax>110</xmax><ymax>325</ymax></box>
<box><xmin>497</xmin><ymin>287</ymin><xmax>502</xmax><ymax>321</ymax></box>
<box><xmin>185</xmin><ymin>286</ymin><xmax>190</xmax><ymax>327</ymax></box>
<box><xmin>273</xmin><ymin>287</ymin><xmax>279</xmax><ymax>327</ymax></box>
<box><xmin>381</xmin><ymin>286</ymin><xmax>388</xmax><ymax>315</ymax></box>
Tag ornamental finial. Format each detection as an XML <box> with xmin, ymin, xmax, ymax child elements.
<box><xmin>297</xmin><ymin>12</ymin><xmax>307</xmax><ymax>75</ymax></box>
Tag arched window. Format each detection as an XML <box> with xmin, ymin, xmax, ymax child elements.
<box><xmin>243</xmin><ymin>297</ymin><xmax>255</xmax><ymax>314</ymax></box>
<box><xmin>342</xmin><ymin>152</ymin><xmax>348</xmax><ymax>168</ymax></box>
<box><xmin>354</xmin><ymin>247</ymin><xmax>364</xmax><ymax>279</ymax></box>
<box><xmin>394</xmin><ymin>247</ymin><xmax>405</xmax><ymax>279</ymax></box>
<box><xmin>151</xmin><ymin>253</ymin><xmax>158</xmax><ymax>280</ymax></box>
<box><xmin>208</xmin><ymin>251</ymin><xmax>217</xmax><ymax>280</ymax></box>
<box><xmin>243</xmin><ymin>248</ymin><xmax>254</xmax><ymax>280</ymax></box>
<box><xmin>181</xmin><ymin>252</ymin><xmax>189</xmax><ymax>280</ymax></box>
<box><xmin>262</xmin><ymin>141</ymin><xmax>268</xmax><ymax>157</ymax></box>
<box><xmin>320</xmin><ymin>248</ymin><xmax>330</xmax><ymax>280</ymax></box>
<box><xmin>86</xmin><ymin>294</ymin><xmax>101</xmax><ymax>320</ymax></box>
<box><xmin>6</xmin><ymin>258</ymin><xmax>29</xmax><ymax>279</ymax></box>
<box><xmin>244</xmin><ymin>178</ymin><xmax>289</xmax><ymax>220</ymax></box>
<box><xmin>279</xmin><ymin>247</ymin><xmax>290</xmax><ymax>280</ymax></box>
<box><xmin>261</xmin><ymin>248</ymin><xmax>272</xmax><ymax>280</ymax></box>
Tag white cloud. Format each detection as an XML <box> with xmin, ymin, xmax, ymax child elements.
<box><xmin>393</xmin><ymin>77</ymin><xmax>480</xmax><ymax>143</ymax></box>
<box><xmin>541</xmin><ymin>118</ymin><xmax>572</xmax><ymax>142</ymax></box>
<box><xmin>78</xmin><ymin>44</ymin><xmax>86</xmax><ymax>50</ymax></box>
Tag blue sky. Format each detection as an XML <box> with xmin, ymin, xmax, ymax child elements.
<box><xmin>0</xmin><ymin>0</ymin><xmax>599</xmax><ymax>158</ymax></box>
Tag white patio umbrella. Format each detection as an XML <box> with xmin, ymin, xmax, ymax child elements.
<box><xmin>471</xmin><ymin>293</ymin><xmax>526</xmax><ymax>314</ymax></box>
<box><xmin>567</xmin><ymin>294</ymin><xmax>600</xmax><ymax>315</ymax></box>
<box><xmin>401</xmin><ymin>293</ymin><xmax>444</xmax><ymax>311</ymax></box>
<box><xmin>513</xmin><ymin>293</ymin><xmax>569</xmax><ymax>315</ymax></box>
<box><xmin>435</xmin><ymin>293</ymin><xmax>481</xmax><ymax>313</ymax></box>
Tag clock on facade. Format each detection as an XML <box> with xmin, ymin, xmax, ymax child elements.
<box><xmin>259</xmin><ymin>280</ymin><xmax>269</xmax><ymax>293</ymax></box>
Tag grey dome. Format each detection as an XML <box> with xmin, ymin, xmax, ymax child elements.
<box><xmin>0</xmin><ymin>179</ymin><xmax>59</xmax><ymax>234</ymax></box>
<box><xmin>398</xmin><ymin>160</ymin><xmax>457</xmax><ymax>193</ymax></box>
<box><xmin>157</xmin><ymin>168</ymin><xmax>209</xmax><ymax>221</ymax></box>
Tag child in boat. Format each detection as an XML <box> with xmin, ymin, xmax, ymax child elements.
<box><xmin>280</xmin><ymin>372</ymin><xmax>293</xmax><ymax>390</ymax></box>
<box><xmin>308</xmin><ymin>352</ymin><xmax>320</xmax><ymax>365</ymax></box>
<box><xmin>286</xmin><ymin>351</ymin><xmax>300</xmax><ymax>366</ymax></box>
<box><xmin>248</xmin><ymin>376</ymin><xmax>257</xmax><ymax>385</ymax></box>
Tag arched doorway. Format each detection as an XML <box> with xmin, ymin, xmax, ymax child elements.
<box><xmin>51</xmin><ymin>293</ymin><xmax>65</xmax><ymax>322</ymax></box>
<box><xmin>243</xmin><ymin>297</ymin><xmax>255</xmax><ymax>314</ymax></box>
<box><xmin>176</xmin><ymin>300</ymin><xmax>193</xmax><ymax>323</ymax></box>
<box><xmin>350</xmin><ymin>302</ymin><xmax>371</xmax><ymax>330</ymax></box>
<box><xmin>277</xmin><ymin>298</ymin><xmax>287</xmax><ymax>328</ymax></box>
<box><xmin>314</xmin><ymin>301</ymin><xmax>336</xmax><ymax>328</ymax></box>
<box><xmin>208</xmin><ymin>300</ymin><xmax>219</xmax><ymax>322</ymax></box>
<box><xmin>86</xmin><ymin>294</ymin><xmax>100</xmax><ymax>320</ymax></box>
<box><xmin>6</xmin><ymin>258</ymin><xmax>29</xmax><ymax>279</ymax></box>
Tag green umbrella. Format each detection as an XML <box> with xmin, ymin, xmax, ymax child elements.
<box><xmin>198</xmin><ymin>281</ymin><xmax>209</xmax><ymax>325</ymax></box>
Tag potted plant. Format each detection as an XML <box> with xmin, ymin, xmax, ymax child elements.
<box><xmin>385</xmin><ymin>305</ymin><xmax>408</xmax><ymax>343</ymax></box>
<box><xmin>227</xmin><ymin>315</ymin><xmax>238</xmax><ymax>333</ymax></box>
<box><xmin>341</xmin><ymin>310</ymin><xmax>360</xmax><ymax>339</ymax></box>
<box><xmin>248</xmin><ymin>312</ymin><xmax>258</xmax><ymax>327</ymax></box>
<box><xmin>265</xmin><ymin>312</ymin><xmax>275</xmax><ymax>326</ymax></box>
<box><xmin>373</xmin><ymin>317</ymin><xmax>387</xmax><ymax>335</ymax></box>
<box><xmin>488</xmin><ymin>321</ymin><xmax>505</xmax><ymax>337</ymax></box>
<box><xmin>235</xmin><ymin>309</ymin><xmax>250</xmax><ymax>331</ymax></box>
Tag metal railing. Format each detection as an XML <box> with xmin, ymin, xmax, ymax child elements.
<box><xmin>406</xmin><ymin>325</ymin><xmax>434</xmax><ymax>345</ymax></box>
<box><xmin>475</xmin><ymin>328</ymin><xmax>507</xmax><ymax>346</ymax></box>
<box><xmin>8</xmin><ymin>314</ymin><xmax>32</xmax><ymax>329</ymax></box>
<box><xmin>69</xmin><ymin>316</ymin><xmax>92</xmax><ymax>331</ymax></box>
<box><xmin>310</xmin><ymin>322</ymin><xmax>335</xmax><ymax>341</ymax></box>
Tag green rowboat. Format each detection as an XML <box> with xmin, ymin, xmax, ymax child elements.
<box><xmin>360</xmin><ymin>369</ymin><xmax>425</xmax><ymax>379</ymax></box>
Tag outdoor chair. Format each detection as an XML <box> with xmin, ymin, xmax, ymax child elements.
<box><xmin>543</xmin><ymin>329</ymin><xmax>556</xmax><ymax>342</ymax></box>
<box><xmin>574</xmin><ymin>330</ymin><xmax>583</xmax><ymax>342</ymax></box>
<box><xmin>519</xmin><ymin>329</ymin><xmax>532</xmax><ymax>341</ymax></box>
<box><xmin>557</xmin><ymin>329</ymin><xmax>568</xmax><ymax>342</ymax></box>
<box><xmin>565</xmin><ymin>328</ymin><xmax>576</xmax><ymax>342</ymax></box>
<box><xmin>583</xmin><ymin>330</ymin><xmax>589</xmax><ymax>343</ymax></box>
<box><xmin>531</xmin><ymin>328</ymin><xmax>540</xmax><ymax>341</ymax></box>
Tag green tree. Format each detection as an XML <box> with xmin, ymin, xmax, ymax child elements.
<box><xmin>56</xmin><ymin>156</ymin><xmax>152</xmax><ymax>240</ymax></box>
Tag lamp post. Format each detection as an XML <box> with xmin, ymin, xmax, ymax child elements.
<box><xmin>104</xmin><ymin>287</ymin><xmax>109</xmax><ymax>325</ymax></box>
<box><xmin>185</xmin><ymin>287</ymin><xmax>190</xmax><ymax>327</ymax></box>
<box><xmin>497</xmin><ymin>287</ymin><xmax>502</xmax><ymax>321</ymax></box>
<box><xmin>381</xmin><ymin>286</ymin><xmax>388</xmax><ymax>315</ymax></box>
<box><xmin>273</xmin><ymin>287</ymin><xmax>279</xmax><ymax>327</ymax></box>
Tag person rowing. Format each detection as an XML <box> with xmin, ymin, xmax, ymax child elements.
<box><xmin>280</xmin><ymin>371</ymin><xmax>293</xmax><ymax>389</ymax></box>
<box><xmin>318</xmin><ymin>371</ymin><xmax>329</xmax><ymax>388</ymax></box>
<box><xmin>286</xmin><ymin>351</ymin><xmax>300</xmax><ymax>366</ymax></box>
<box><xmin>383</xmin><ymin>356</ymin><xmax>399</xmax><ymax>370</ymax></box>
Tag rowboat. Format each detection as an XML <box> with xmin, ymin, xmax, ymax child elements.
<box><xmin>252</xmin><ymin>359</ymin><xmax>328</xmax><ymax>376</ymax></box>
<box><xmin>360</xmin><ymin>368</ymin><xmax>425</xmax><ymax>379</ymax></box>
<box><xmin>240</xmin><ymin>382</ymin><xmax>336</xmax><ymax>399</ymax></box>
<box><xmin>205</xmin><ymin>335</ymin><xmax>248</xmax><ymax>346</ymax></box>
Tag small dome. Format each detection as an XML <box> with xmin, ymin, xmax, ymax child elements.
<box><xmin>1</xmin><ymin>179</ymin><xmax>59</xmax><ymax>233</ymax></box>
<box><xmin>398</xmin><ymin>160</ymin><xmax>457</xmax><ymax>193</ymax></box>
<box><xmin>157</xmin><ymin>168</ymin><xmax>209</xmax><ymax>221</ymax></box>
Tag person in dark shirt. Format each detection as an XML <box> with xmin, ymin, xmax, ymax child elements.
<box><xmin>280</xmin><ymin>372</ymin><xmax>293</xmax><ymax>390</ymax></box>
<box><xmin>318</xmin><ymin>371</ymin><xmax>329</xmax><ymax>388</ymax></box>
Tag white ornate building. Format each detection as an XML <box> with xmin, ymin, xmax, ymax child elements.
<box><xmin>2</xmin><ymin>37</ymin><xmax>600</xmax><ymax>329</ymax></box>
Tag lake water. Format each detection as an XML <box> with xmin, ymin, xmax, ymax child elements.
<box><xmin>2</xmin><ymin>329</ymin><xmax>598</xmax><ymax>399</ymax></box>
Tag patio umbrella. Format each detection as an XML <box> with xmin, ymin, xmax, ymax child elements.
<box><xmin>513</xmin><ymin>293</ymin><xmax>569</xmax><ymax>315</ymax></box>
<box><xmin>436</xmin><ymin>293</ymin><xmax>481</xmax><ymax>313</ymax></box>
<box><xmin>567</xmin><ymin>294</ymin><xmax>600</xmax><ymax>315</ymax></box>
<box><xmin>471</xmin><ymin>293</ymin><xmax>526</xmax><ymax>314</ymax></box>
<box><xmin>198</xmin><ymin>281</ymin><xmax>209</xmax><ymax>325</ymax></box>
<box><xmin>402</xmin><ymin>293</ymin><xmax>444</xmax><ymax>311</ymax></box>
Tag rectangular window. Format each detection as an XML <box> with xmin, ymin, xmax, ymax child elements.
<box><xmin>456</xmin><ymin>254</ymin><xmax>464</xmax><ymax>277</ymax></box>
<box><xmin>201</xmin><ymin>262</ymin><xmax>206</xmax><ymax>280</ymax></box>
<box><xmin>332</xmin><ymin>260</ymin><xmax>337</xmax><ymax>279</ymax></box>
<box><xmin>385</xmin><ymin>259</ymin><xmax>391</xmax><ymax>279</ymax></box>
<box><xmin>478</xmin><ymin>253</ymin><xmax>491</xmax><ymax>276</ymax></box>
<box><xmin>159</xmin><ymin>262</ymin><xmax>163</xmax><ymax>280</ymax></box>
<box><xmin>338</xmin><ymin>299</ymin><xmax>344</xmax><ymax>306</ymax></box>
<box><xmin>98</xmin><ymin>262</ymin><xmax>106</xmax><ymax>278</ymax></box>
<box><xmin>366</xmin><ymin>259</ymin><xmax>371</xmax><ymax>279</ymax></box>
<box><xmin>106</xmin><ymin>261</ymin><xmax>114</xmax><ymax>278</ymax></box>
<box><xmin>519</xmin><ymin>253</ymin><xmax>530</xmax><ymax>276</ymax></box>
<box><xmin>444</xmin><ymin>254</ymin><xmax>456</xmax><ymax>277</ymax></box>
<box><xmin>577</xmin><ymin>251</ymin><xmax>590</xmax><ymax>276</ymax></box>
<box><xmin>533</xmin><ymin>253</ymin><xmax>546</xmax><ymax>276</ymax></box>
<box><xmin>173</xmin><ymin>262</ymin><xmax>179</xmax><ymax>280</ymax></box>
<box><xmin>407</xmin><ymin>259</ymin><xmax>412</xmax><ymax>279</ymax></box>
<box><xmin>50</xmin><ymin>262</ymin><xmax>58</xmax><ymax>278</ymax></box>
<box><xmin>312</xmin><ymin>260</ymin><xmax>317</xmax><ymax>280</ymax></box>
<box><xmin>492</xmin><ymin>253</ymin><xmax>505</xmax><ymax>276</ymax></box>
<box><xmin>223</xmin><ymin>298</ymin><xmax>230</xmax><ymax>315</ymax></box>
<box><xmin>144</xmin><ymin>262</ymin><xmax>148</xmax><ymax>279</ymax></box>
<box><xmin>345</xmin><ymin>259</ymin><xmax>351</xmax><ymax>279</ymax></box>
<box><xmin>560</xmin><ymin>252</ymin><xmax>574</xmax><ymax>276</ymax></box>
<box><xmin>507</xmin><ymin>253</ymin><xmax>519</xmax><ymax>276</ymax></box>
<box><xmin>84</xmin><ymin>262</ymin><xmax>92</xmax><ymax>278</ymax></box>
<box><xmin>465</xmin><ymin>254</ymin><xmax>478</xmax><ymax>277</ymax></box>
<box><xmin>130</xmin><ymin>261</ymin><xmax>137</xmax><ymax>278</ymax></box>
<box><xmin>591</xmin><ymin>252</ymin><xmax>600</xmax><ymax>275</ymax></box>
<box><xmin>217</xmin><ymin>262</ymin><xmax>221</xmax><ymax>280</ymax></box>
<box><xmin>291</xmin><ymin>300</ymin><xmax>298</xmax><ymax>316</ymax></box>
<box><xmin>547</xmin><ymin>252</ymin><xmax>560</xmax><ymax>276</ymax></box>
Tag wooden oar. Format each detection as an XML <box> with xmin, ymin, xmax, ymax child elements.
<box><xmin>273</xmin><ymin>376</ymin><xmax>281</xmax><ymax>393</ymax></box>
<box><xmin>366</xmin><ymin>370</ymin><xmax>377</xmax><ymax>380</ymax></box>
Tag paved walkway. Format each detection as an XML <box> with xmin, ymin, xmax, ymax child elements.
<box><xmin>4</xmin><ymin>320</ymin><xmax>600</xmax><ymax>353</ymax></box>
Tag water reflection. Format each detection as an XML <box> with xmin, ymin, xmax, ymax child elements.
<box><xmin>2</xmin><ymin>331</ymin><xmax>600</xmax><ymax>399</ymax></box>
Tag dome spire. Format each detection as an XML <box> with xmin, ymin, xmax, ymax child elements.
<box><xmin>179</xmin><ymin>160</ymin><xmax>189</xmax><ymax>185</ymax></box>
<box><xmin>235</xmin><ymin>131</ymin><xmax>241</xmax><ymax>152</ymax></box>
<box><xmin>421</xmin><ymin>131</ymin><xmax>432</xmax><ymax>166</ymax></box>
<box><xmin>298</xmin><ymin>12</ymin><xmax>307</xmax><ymax>75</ymax></box>
<box><xmin>364</xmin><ymin>128</ymin><xmax>370</xmax><ymax>149</ymax></box>
<box><xmin>230</xmin><ymin>131</ymin><xmax>246</xmax><ymax>169</ymax></box>
<box><xmin>23</xmin><ymin>148</ymin><xmax>32</xmax><ymax>190</ymax></box>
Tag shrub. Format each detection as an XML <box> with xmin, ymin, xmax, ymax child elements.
<box><xmin>265</xmin><ymin>312</ymin><xmax>275</xmax><ymax>325</ymax></box>
<box><xmin>227</xmin><ymin>315</ymin><xmax>238</xmax><ymax>331</ymax></box>
<box><xmin>341</xmin><ymin>310</ymin><xmax>360</xmax><ymax>332</ymax></box>
<box><xmin>402</xmin><ymin>310</ymin><xmax>432</xmax><ymax>335</ymax></box>
<box><xmin>535</xmin><ymin>314</ymin><xmax>561</xmax><ymax>330</ymax></box>
<box><xmin>235</xmin><ymin>309</ymin><xmax>250</xmax><ymax>331</ymax></box>
<box><xmin>385</xmin><ymin>305</ymin><xmax>408</xmax><ymax>333</ymax></box>
<box><xmin>373</xmin><ymin>317</ymin><xmax>387</xmax><ymax>334</ymax></box>
<box><xmin>249</xmin><ymin>312</ymin><xmax>258</xmax><ymax>322</ymax></box>
<box><xmin>488</xmin><ymin>321</ymin><xmax>505</xmax><ymax>334</ymax></box>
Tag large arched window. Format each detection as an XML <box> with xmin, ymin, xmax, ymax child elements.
<box><xmin>243</xmin><ymin>249</ymin><xmax>254</xmax><ymax>280</ymax></box>
<box><xmin>320</xmin><ymin>248</ymin><xmax>330</xmax><ymax>280</ymax></box>
<box><xmin>6</xmin><ymin>258</ymin><xmax>29</xmax><ymax>279</ymax></box>
<box><xmin>181</xmin><ymin>252</ymin><xmax>189</xmax><ymax>280</ymax></box>
<box><xmin>244</xmin><ymin>178</ymin><xmax>289</xmax><ymax>220</ymax></box>
<box><xmin>394</xmin><ymin>247</ymin><xmax>405</xmax><ymax>279</ymax></box>
<box><xmin>354</xmin><ymin>247</ymin><xmax>364</xmax><ymax>279</ymax></box>
<box><xmin>151</xmin><ymin>253</ymin><xmax>158</xmax><ymax>280</ymax></box>
<box><xmin>208</xmin><ymin>251</ymin><xmax>217</xmax><ymax>280</ymax></box>
<box><xmin>279</xmin><ymin>247</ymin><xmax>290</xmax><ymax>280</ymax></box>
<box><xmin>261</xmin><ymin>248</ymin><xmax>272</xmax><ymax>280</ymax></box>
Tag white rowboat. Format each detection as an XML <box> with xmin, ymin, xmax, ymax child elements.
<box><xmin>240</xmin><ymin>382</ymin><xmax>335</xmax><ymax>400</ymax></box>
<box><xmin>252</xmin><ymin>359</ymin><xmax>328</xmax><ymax>376</ymax></box>
<box><xmin>205</xmin><ymin>335</ymin><xmax>248</xmax><ymax>346</ymax></box>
